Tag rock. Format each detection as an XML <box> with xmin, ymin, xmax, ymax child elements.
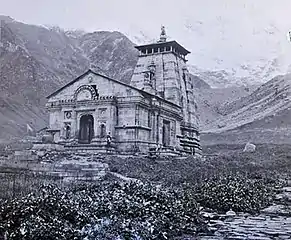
<box><xmin>42</xmin><ymin>134</ymin><xmax>54</xmax><ymax>143</ymax></box>
<box><xmin>36</xmin><ymin>151</ymin><xmax>46</xmax><ymax>157</ymax></box>
<box><xmin>243</xmin><ymin>142</ymin><xmax>256</xmax><ymax>153</ymax></box>
<box><xmin>202</xmin><ymin>211</ymin><xmax>217</xmax><ymax>219</ymax></box>
<box><xmin>261</xmin><ymin>205</ymin><xmax>290</xmax><ymax>216</ymax></box>
<box><xmin>282</xmin><ymin>187</ymin><xmax>291</xmax><ymax>193</ymax></box>
<box><xmin>226</xmin><ymin>209</ymin><xmax>236</xmax><ymax>217</ymax></box>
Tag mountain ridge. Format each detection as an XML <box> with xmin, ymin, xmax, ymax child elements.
<box><xmin>0</xmin><ymin>17</ymin><xmax>138</xmax><ymax>140</ymax></box>
<box><xmin>1</xmin><ymin>15</ymin><xmax>291</xmax><ymax>145</ymax></box>
<box><xmin>0</xmin><ymin>16</ymin><xmax>210</xmax><ymax>141</ymax></box>
<box><xmin>202</xmin><ymin>73</ymin><xmax>291</xmax><ymax>139</ymax></box>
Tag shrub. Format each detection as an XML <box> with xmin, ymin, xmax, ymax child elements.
<box><xmin>193</xmin><ymin>174</ymin><xmax>274</xmax><ymax>213</ymax></box>
<box><xmin>0</xmin><ymin>181</ymin><xmax>207</xmax><ymax>240</ymax></box>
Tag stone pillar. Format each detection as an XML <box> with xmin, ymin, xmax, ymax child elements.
<box><xmin>91</xmin><ymin>111</ymin><xmax>99</xmax><ymax>144</ymax></box>
<box><xmin>74</xmin><ymin>111</ymin><xmax>79</xmax><ymax>141</ymax></box>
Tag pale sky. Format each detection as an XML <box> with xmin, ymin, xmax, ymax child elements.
<box><xmin>1</xmin><ymin>0</ymin><xmax>291</xmax><ymax>76</ymax></box>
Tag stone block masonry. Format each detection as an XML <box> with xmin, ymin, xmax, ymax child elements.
<box><xmin>45</xmin><ymin>27</ymin><xmax>201</xmax><ymax>156</ymax></box>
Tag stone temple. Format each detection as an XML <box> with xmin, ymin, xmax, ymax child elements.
<box><xmin>46</xmin><ymin>27</ymin><xmax>201</xmax><ymax>155</ymax></box>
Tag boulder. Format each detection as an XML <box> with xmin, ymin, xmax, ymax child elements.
<box><xmin>42</xmin><ymin>134</ymin><xmax>54</xmax><ymax>143</ymax></box>
<box><xmin>226</xmin><ymin>209</ymin><xmax>236</xmax><ymax>217</ymax></box>
<box><xmin>243</xmin><ymin>142</ymin><xmax>256</xmax><ymax>153</ymax></box>
<box><xmin>261</xmin><ymin>204</ymin><xmax>290</xmax><ymax>216</ymax></box>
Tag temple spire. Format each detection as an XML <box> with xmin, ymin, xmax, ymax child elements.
<box><xmin>158</xmin><ymin>25</ymin><xmax>167</xmax><ymax>43</ymax></box>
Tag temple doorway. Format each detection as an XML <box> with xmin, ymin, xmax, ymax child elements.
<box><xmin>79</xmin><ymin>115</ymin><xmax>94</xmax><ymax>144</ymax></box>
<box><xmin>162</xmin><ymin>120</ymin><xmax>171</xmax><ymax>146</ymax></box>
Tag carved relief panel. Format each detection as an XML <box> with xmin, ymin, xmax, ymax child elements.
<box><xmin>98</xmin><ymin>108</ymin><xmax>107</xmax><ymax>118</ymax></box>
<box><xmin>74</xmin><ymin>85</ymin><xmax>98</xmax><ymax>101</ymax></box>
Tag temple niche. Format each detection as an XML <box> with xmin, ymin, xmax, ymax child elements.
<box><xmin>45</xmin><ymin>27</ymin><xmax>201</xmax><ymax>155</ymax></box>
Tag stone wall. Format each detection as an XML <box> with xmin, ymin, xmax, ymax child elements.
<box><xmin>45</xmin><ymin>59</ymin><xmax>201</xmax><ymax>155</ymax></box>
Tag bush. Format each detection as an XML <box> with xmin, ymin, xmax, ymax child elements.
<box><xmin>0</xmin><ymin>181</ymin><xmax>207</xmax><ymax>240</ymax></box>
<box><xmin>100</xmin><ymin>151</ymin><xmax>285</xmax><ymax>214</ymax></box>
<box><xmin>193</xmin><ymin>174</ymin><xmax>275</xmax><ymax>213</ymax></box>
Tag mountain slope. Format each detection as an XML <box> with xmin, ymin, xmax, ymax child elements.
<box><xmin>203</xmin><ymin>73</ymin><xmax>291</xmax><ymax>134</ymax></box>
<box><xmin>78</xmin><ymin>31</ymin><xmax>138</xmax><ymax>83</ymax></box>
<box><xmin>1</xmin><ymin>16</ymin><xmax>217</xmax><ymax>141</ymax></box>
<box><xmin>1</xmin><ymin>16</ymin><xmax>290</xmax><ymax>145</ymax></box>
<box><xmin>195</xmin><ymin>85</ymin><xmax>257</xmax><ymax>130</ymax></box>
<box><xmin>0</xmin><ymin>17</ymin><xmax>138</xmax><ymax>141</ymax></box>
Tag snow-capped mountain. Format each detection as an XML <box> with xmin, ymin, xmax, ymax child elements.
<box><xmin>1</xmin><ymin>14</ymin><xmax>291</xmax><ymax>144</ymax></box>
<box><xmin>122</xmin><ymin>1</ymin><xmax>291</xmax><ymax>88</ymax></box>
<box><xmin>127</xmin><ymin>27</ymin><xmax>291</xmax><ymax>88</ymax></box>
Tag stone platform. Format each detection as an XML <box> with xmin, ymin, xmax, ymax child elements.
<box><xmin>1</xmin><ymin>150</ymin><xmax>109</xmax><ymax>182</ymax></box>
<box><xmin>64</xmin><ymin>143</ymin><xmax>116</xmax><ymax>154</ymax></box>
<box><xmin>32</xmin><ymin>143</ymin><xmax>65</xmax><ymax>151</ymax></box>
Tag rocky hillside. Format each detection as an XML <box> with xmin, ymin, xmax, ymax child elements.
<box><xmin>0</xmin><ymin>16</ymin><xmax>139</xmax><ymax>141</ymax></box>
<box><xmin>201</xmin><ymin>73</ymin><xmax>291</xmax><ymax>144</ymax></box>
<box><xmin>1</xmin><ymin>16</ymin><xmax>290</xmax><ymax>145</ymax></box>
<box><xmin>195</xmin><ymin>85</ymin><xmax>258</xmax><ymax>131</ymax></box>
<box><xmin>77</xmin><ymin>31</ymin><xmax>138</xmax><ymax>83</ymax></box>
<box><xmin>0</xmin><ymin>16</ymin><xmax>216</xmax><ymax>141</ymax></box>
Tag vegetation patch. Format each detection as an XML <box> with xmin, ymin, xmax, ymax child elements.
<box><xmin>1</xmin><ymin>144</ymin><xmax>290</xmax><ymax>238</ymax></box>
<box><xmin>0</xmin><ymin>181</ymin><xmax>207</xmax><ymax>240</ymax></box>
<box><xmin>193</xmin><ymin>174</ymin><xmax>274</xmax><ymax>213</ymax></box>
<box><xmin>102</xmin><ymin>144</ymin><xmax>290</xmax><ymax>213</ymax></box>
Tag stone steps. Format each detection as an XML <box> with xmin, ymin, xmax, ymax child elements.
<box><xmin>64</xmin><ymin>144</ymin><xmax>116</xmax><ymax>153</ymax></box>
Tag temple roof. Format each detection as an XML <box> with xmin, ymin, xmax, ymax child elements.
<box><xmin>46</xmin><ymin>69</ymin><xmax>181</xmax><ymax>108</ymax></box>
<box><xmin>135</xmin><ymin>40</ymin><xmax>191</xmax><ymax>55</ymax></box>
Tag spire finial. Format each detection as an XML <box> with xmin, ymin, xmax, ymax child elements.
<box><xmin>159</xmin><ymin>25</ymin><xmax>167</xmax><ymax>42</ymax></box>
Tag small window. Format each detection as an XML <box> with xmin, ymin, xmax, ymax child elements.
<box><xmin>149</xmin><ymin>72</ymin><xmax>155</xmax><ymax>81</ymax></box>
<box><xmin>100</xmin><ymin>124</ymin><xmax>106</xmax><ymax>138</ymax></box>
<box><xmin>194</xmin><ymin>103</ymin><xmax>198</xmax><ymax>110</ymax></box>
<box><xmin>158</xmin><ymin>91</ymin><xmax>165</xmax><ymax>98</ymax></box>
<box><xmin>154</xmin><ymin>48</ymin><xmax>158</xmax><ymax>53</ymax></box>
<box><xmin>126</xmin><ymin>89</ymin><xmax>132</xmax><ymax>96</ymax></box>
<box><xmin>141</xmin><ymin>49</ymin><xmax>146</xmax><ymax>54</ymax></box>
<box><xmin>182</xmin><ymin>73</ymin><xmax>186</xmax><ymax>81</ymax></box>
<box><xmin>160</xmin><ymin>47</ymin><xmax>164</xmax><ymax>52</ymax></box>
<box><xmin>65</xmin><ymin>125</ymin><xmax>71</xmax><ymax>139</ymax></box>
<box><xmin>165</xmin><ymin>46</ymin><xmax>171</xmax><ymax>51</ymax></box>
<box><xmin>148</xmin><ymin>48</ymin><xmax>153</xmax><ymax>54</ymax></box>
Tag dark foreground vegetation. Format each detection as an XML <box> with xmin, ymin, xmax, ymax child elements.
<box><xmin>0</xmin><ymin>144</ymin><xmax>290</xmax><ymax>239</ymax></box>
<box><xmin>0</xmin><ymin>181</ymin><xmax>207</xmax><ymax>240</ymax></box>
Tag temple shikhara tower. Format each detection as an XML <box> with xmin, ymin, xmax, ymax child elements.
<box><xmin>46</xmin><ymin>27</ymin><xmax>201</xmax><ymax>155</ymax></box>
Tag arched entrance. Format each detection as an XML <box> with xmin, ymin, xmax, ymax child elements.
<box><xmin>79</xmin><ymin>115</ymin><xmax>94</xmax><ymax>144</ymax></box>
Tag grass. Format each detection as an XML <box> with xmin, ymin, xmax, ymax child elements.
<box><xmin>0</xmin><ymin>143</ymin><xmax>291</xmax><ymax>239</ymax></box>
<box><xmin>100</xmin><ymin>143</ymin><xmax>291</xmax><ymax>212</ymax></box>
<box><xmin>0</xmin><ymin>170</ymin><xmax>64</xmax><ymax>200</ymax></box>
